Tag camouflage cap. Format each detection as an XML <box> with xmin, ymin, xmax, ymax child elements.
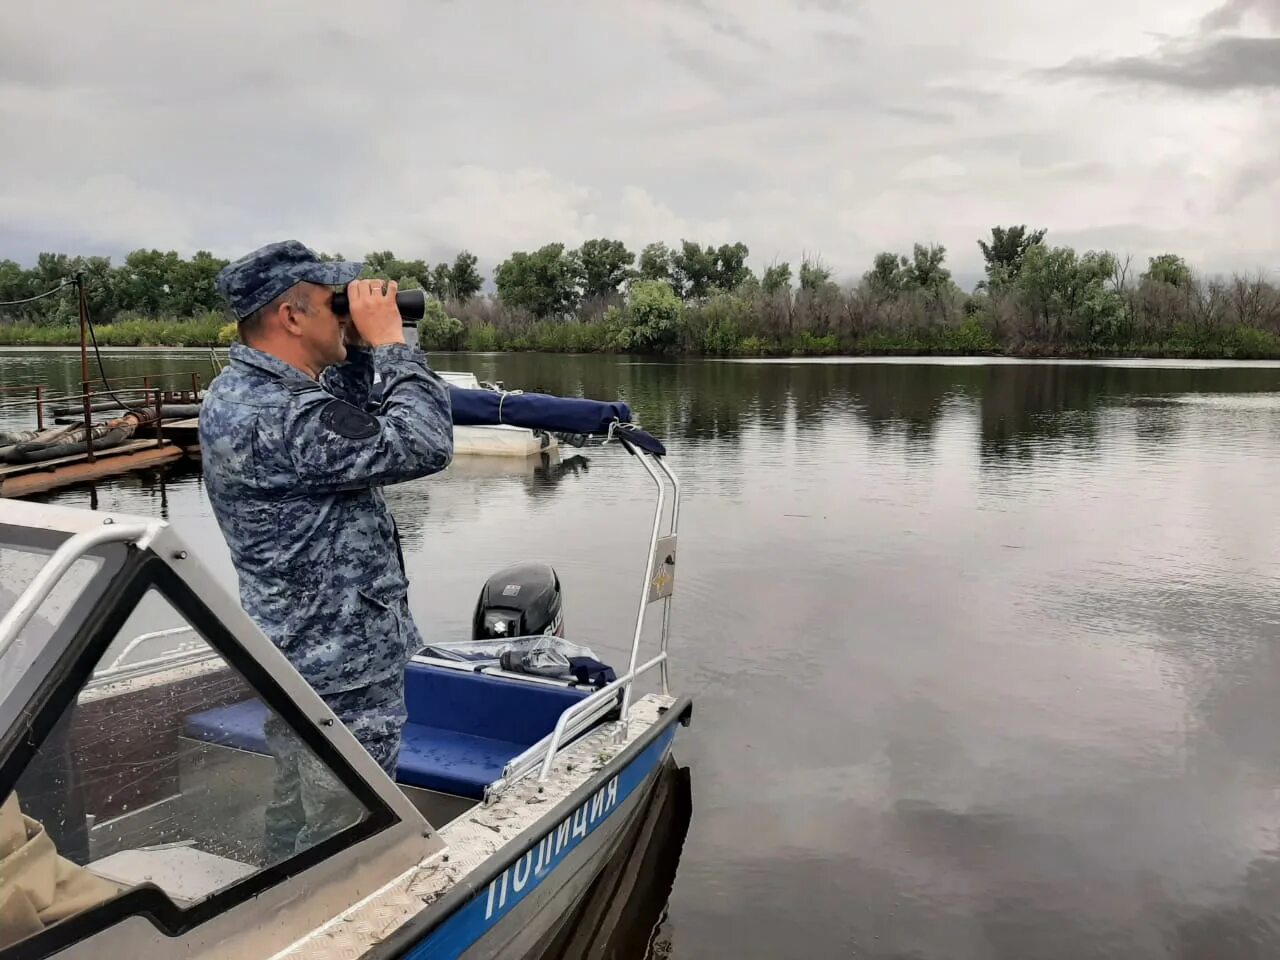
<box><xmin>216</xmin><ymin>240</ymin><xmax>363</xmax><ymax>319</ymax></box>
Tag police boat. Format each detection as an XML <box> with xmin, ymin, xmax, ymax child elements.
<box><xmin>0</xmin><ymin>396</ymin><xmax>689</xmax><ymax>959</ymax></box>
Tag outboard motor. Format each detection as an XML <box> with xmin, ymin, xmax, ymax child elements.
<box><xmin>472</xmin><ymin>562</ymin><xmax>564</xmax><ymax>641</ymax></box>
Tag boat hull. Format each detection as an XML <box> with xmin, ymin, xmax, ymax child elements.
<box><xmin>374</xmin><ymin>701</ymin><xmax>688</xmax><ymax>960</ymax></box>
<box><xmin>451</xmin><ymin>425</ymin><xmax>556</xmax><ymax>458</ymax></box>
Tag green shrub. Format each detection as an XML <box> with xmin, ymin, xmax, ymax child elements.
<box><xmin>622</xmin><ymin>280</ymin><xmax>682</xmax><ymax>352</ymax></box>
<box><xmin>416</xmin><ymin>300</ymin><xmax>465</xmax><ymax>351</ymax></box>
<box><xmin>465</xmin><ymin>323</ymin><xmax>501</xmax><ymax>352</ymax></box>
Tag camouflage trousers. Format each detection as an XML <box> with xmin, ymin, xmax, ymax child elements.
<box><xmin>263</xmin><ymin>671</ymin><xmax>407</xmax><ymax>861</ymax></box>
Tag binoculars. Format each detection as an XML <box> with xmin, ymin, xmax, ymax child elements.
<box><xmin>330</xmin><ymin>288</ymin><xmax>427</xmax><ymax>323</ymax></box>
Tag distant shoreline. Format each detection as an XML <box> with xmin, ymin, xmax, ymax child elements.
<box><xmin>3</xmin><ymin>342</ymin><xmax>1280</xmax><ymax>369</ymax></box>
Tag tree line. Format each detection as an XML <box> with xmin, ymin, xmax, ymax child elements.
<box><xmin>2</xmin><ymin>229</ymin><xmax>1278</xmax><ymax>358</ymax></box>
<box><xmin>0</xmin><ymin>248</ymin><xmax>485</xmax><ymax>325</ymax></box>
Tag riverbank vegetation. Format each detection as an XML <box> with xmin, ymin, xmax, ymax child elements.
<box><xmin>2</xmin><ymin>230</ymin><xmax>1277</xmax><ymax>357</ymax></box>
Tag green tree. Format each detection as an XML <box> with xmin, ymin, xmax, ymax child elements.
<box><xmin>865</xmin><ymin>252</ymin><xmax>909</xmax><ymax>294</ymax></box>
<box><xmin>1143</xmin><ymin>254</ymin><xmax>1192</xmax><ymax>288</ymax></box>
<box><xmin>116</xmin><ymin>249</ymin><xmax>183</xmax><ymax>314</ymax></box>
<box><xmin>638</xmin><ymin>242</ymin><xmax>674</xmax><ymax>283</ymax></box>
<box><xmin>712</xmin><ymin>242</ymin><xmax>751</xmax><ymax>292</ymax></box>
<box><xmin>799</xmin><ymin>256</ymin><xmax>834</xmax><ymax>292</ymax></box>
<box><xmin>577</xmin><ymin>239</ymin><xmax>636</xmax><ymax>299</ymax></box>
<box><xmin>762</xmin><ymin>261</ymin><xmax>792</xmax><ymax>295</ymax></box>
<box><xmin>671</xmin><ymin>240</ymin><xmax>751</xmax><ymax>298</ymax></box>
<box><xmin>361</xmin><ymin>251</ymin><xmax>430</xmax><ymax>289</ymax></box>
<box><xmin>363</xmin><ymin>250</ymin><xmax>399</xmax><ymax>276</ymax></box>
<box><xmin>416</xmin><ymin>298</ymin><xmax>465</xmax><ymax>350</ymax></box>
<box><xmin>671</xmin><ymin>241</ymin><xmax>717</xmax><ymax>299</ymax></box>
<box><xmin>623</xmin><ymin>279</ymin><xmax>682</xmax><ymax>351</ymax></box>
<box><xmin>978</xmin><ymin>225</ymin><xmax>1047</xmax><ymax>286</ymax></box>
<box><xmin>494</xmin><ymin>243</ymin><xmax>584</xmax><ymax>317</ymax></box>
<box><xmin>168</xmin><ymin>250</ymin><xmax>229</xmax><ymax>316</ymax></box>
<box><xmin>70</xmin><ymin>255</ymin><xmax>119</xmax><ymax>320</ymax></box>
<box><xmin>906</xmin><ymin>243</ymin><xmax>951</xmax><ymax>291</ymax></box>
<box><xmin>1017</xmin><ymin>244</ymin><xmax>1122</xmax><ymax>345</ymax></box>
<box><xmin>449</xmin><ymin>250</ymin><xmax>483</xmax><ymax>303</ymax></box>
<box><xmin>430</xmin><ymin>263</ymin><xmax>452</xmax><ymax>300</ymax></box>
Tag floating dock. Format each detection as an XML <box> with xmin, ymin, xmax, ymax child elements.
<box><xmin>0</xmin><ymin>438</ymin><xmax>184</xmax><ymax>498</ymax></box>
<box><xmin>0</xmin><ymin>370</ymin><xmax>206</xmax><ymax>499</ymax></box>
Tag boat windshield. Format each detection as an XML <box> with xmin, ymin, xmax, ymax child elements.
<box><xmin>0</xmin><ymin>536</ymin><xmax>113</xmax><ymax>718</ymax></box>
<box><xmin>0</xmin><ymin>584</ymin><xmax>377</xmax><ymax>953</ymax></box>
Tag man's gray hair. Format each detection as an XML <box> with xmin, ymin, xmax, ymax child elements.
<box><xmin>237</xmin><ymin>282</ymin><xmax>311</xmax><ymax>342</ymax></box>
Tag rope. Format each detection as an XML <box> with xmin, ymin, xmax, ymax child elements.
<box><xmin>83</xmin><ymin>300</ymin><xmax>151</xmax><ymax>414</ymax></box>
<box><xmin>0</xmin><ymin>281</ymin><xmax>75</xmax><ymax>307</ymax></box>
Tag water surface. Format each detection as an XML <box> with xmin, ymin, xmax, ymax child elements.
<box><xmin>6</xmin><ymin>348</ymin><xmax>1280</xmax><ymax>959</ymax></box>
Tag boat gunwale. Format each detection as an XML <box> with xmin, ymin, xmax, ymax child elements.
<box><xmin>345</xmin><ymin>694</ymin><xmax>692</xmax><ymax>960</ymax></box>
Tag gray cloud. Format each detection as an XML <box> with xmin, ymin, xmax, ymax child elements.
<box><xmin>1052</xmin><ymin>35</ymin><xmax>1280</xmax><ymax>91</ymax></box>
<box><xmin>0</xmin><ymin>0</ymin><xmax>1275</xmax><ymax>283</ymax></box>
<box><xmin>1200</xmin><ymin>0</ymin><xmax>1280</xmax><ymax>30</ymax></box>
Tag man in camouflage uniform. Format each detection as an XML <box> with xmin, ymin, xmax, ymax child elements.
<box><xmin>199</xmin><ymin>240</ymin><xmax>453</xmax><ymax>857</ymax></box>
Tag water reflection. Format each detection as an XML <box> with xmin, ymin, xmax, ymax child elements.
<box><xmin>11</xmin><ymin>350</ymin><xmax>1280</xmax><ymax>958</ymax></box>
<box><xmin>531</xmin><ymin>759</ymin><xmax>692</xmax><ymax>960</ymax></box>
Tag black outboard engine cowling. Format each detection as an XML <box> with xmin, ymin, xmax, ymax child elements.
<box><xmin>472</xmin><ymin>562</ymin><xmax>564</xmax><ymax>641</ymax></box>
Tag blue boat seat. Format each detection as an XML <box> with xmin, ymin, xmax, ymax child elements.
<box><xmin>183</xmin><ymin>660</ymin><xmax>593</xmax><ymax>799</ymax></box>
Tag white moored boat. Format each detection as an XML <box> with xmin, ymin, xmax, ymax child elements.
<box><xmin>0</xmin><ymin>412</ymin><xmax>688</xmax><ymax>959</ymax></box>
<box><xmin>437</xmin><ymin>372</ymin><xmax>559</xmax><ymax>459</ymax></box>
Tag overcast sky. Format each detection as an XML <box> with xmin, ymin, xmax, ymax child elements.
<box><xmin>1</xmin><ymin>0</ymin><xmax>1276</xmax><ymax>287</ymax></box>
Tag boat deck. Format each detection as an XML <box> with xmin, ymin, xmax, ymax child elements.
<box><xmin>0</xmin><ymin>439</ymin><xmax>183</xmax><ymax>497</ymax></box>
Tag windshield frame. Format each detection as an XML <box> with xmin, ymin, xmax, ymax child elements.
<box><xmin>0</xmin><ymin>547</ymin><xmax>402</xmax><ymax>959</ymax></box>
<box><xmin>0</xmin><ymin>522</ymin><xmax>130</xmax><ymax>740</ymax></box>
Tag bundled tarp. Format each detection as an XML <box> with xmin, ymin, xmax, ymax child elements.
<box><xmin>447</xmin><ymin>386</ymin><xmax>666</xmax><ymax>455</ymax></box>
<box><xmin>370</xmin><ymin>380</ymin><xmax>667</xmax><ymax>455</ymax></box>
<box><xmin>447</xmin><ymin>386</ymin><xmax>627</xmax><ymax>433</ymax></box>
<box><xmin>0</xmin><ymin>415</ymin><xmax>141</xmax><ymax>464</ymax></box>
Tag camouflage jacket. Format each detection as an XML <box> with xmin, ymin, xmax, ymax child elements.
<box><xmin>198</xmin><ymin>342</ymin><xmax>453</xmax><ymax>695</ymax></box>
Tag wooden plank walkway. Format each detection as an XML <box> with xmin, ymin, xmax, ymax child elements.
<box><xmin>0</xmin><ymin>439</ymin><xmax>184</xmax><ymax>498</ymax></box>
<box><xmin>161</xmin><ymin>418</ymin><xmax>202</xmax><ymax>456</ymax></box>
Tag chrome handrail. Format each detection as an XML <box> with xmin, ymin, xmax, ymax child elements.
<box><xmin>482</xmin><ymin>444</ymin><xmax>680</xmax><ymax>800</ymax></box>
<box><xmin>494</xmin><ymin>440</ymin><xmax>686</xmax><ymax>793</ymax></box>
<box><xmin>484</xmin><ymin>653</ymin><xmax>668</xmax><ymax>801</ymax></box>
<box><xmin>535</xmin><ymin>653</ymin><xmax>667</xmax><ymax>783</ymax></box>
<box><xmin>618</xmin><ymin>452</ymin><xmax>666</xmax><ymax>724</ymax></box>
<box><xmin>654</xmin><ymin>456</ymin><xmax>680</xmax><ymax>697</ymax></box>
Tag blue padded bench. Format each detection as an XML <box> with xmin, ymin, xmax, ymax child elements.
<box><xmin>183</xmin><ymin>660</ymin><xmax>592</xmax><ymax>799</ymax></box>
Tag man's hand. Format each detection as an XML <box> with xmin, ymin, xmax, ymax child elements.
<box><xmin>347</xmin><ymin>278</ymin><xmax>405</xmax><ymax>347</ymax></box>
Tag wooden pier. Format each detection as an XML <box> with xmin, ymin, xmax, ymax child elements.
<box><xmin>0</xmin><ymin>274</ymin><xmax>212</xmax><ymax>499</ymax></box>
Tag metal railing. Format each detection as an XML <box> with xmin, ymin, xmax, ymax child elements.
<box><xmin>0</xmin><ymin>378</ymin><xmax>198</xmax><ymax>463</ymax></box>
<box><xmin>485</xmin><ymin>439</ymin><xmax>680</xmax><ymax>798</ymax></box>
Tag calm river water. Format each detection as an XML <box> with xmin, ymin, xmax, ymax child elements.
<box><xmin>5</xmin><ymin>348</ymin><xmax>1280</xmax><ymax>959</ymax></box>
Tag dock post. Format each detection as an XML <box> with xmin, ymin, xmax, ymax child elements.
<box><xmin>76</xmin><ymin>274</ymin><xmax>89</xmax><ymax>387</ymax></box>
<box><xmin>82</xmin><ymin>381</ymin><xmax>95</xmax><ymax>464</ymax></box>
<box><xmin>77</xmin><ymin>274</ymin><xmax>95</xmax><ymax>463</ymax></box>
<box><xmin>154</xmin><ymin>387</ymin><xmax>163</xmax><ymax>447</ymax></box>
<box><xmin>35</xmin><ymin>386</ymin><xmax>44</xmax><ymax>431</ymax></box>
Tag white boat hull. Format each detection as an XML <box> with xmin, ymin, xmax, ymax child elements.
<box><xmin>452</xmin><ymin>424</ymin><xmax>556</xmax><ymax>458</ymax></box>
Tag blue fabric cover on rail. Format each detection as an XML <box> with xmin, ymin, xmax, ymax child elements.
<box><xmin>371</xmin><ymin>381</ymin><xmax>667</xmax><ymax>454</ymax></box>
<box><xmin>447</xmin><ymin>386</ymin><xmax>630</xmax><ymax>434</ymax></box>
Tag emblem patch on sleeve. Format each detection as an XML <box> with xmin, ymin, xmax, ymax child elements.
<box><xmin>319</xmin><ymin>399</ymin><xmax>380</xmax><ymax>439</ymax></box>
